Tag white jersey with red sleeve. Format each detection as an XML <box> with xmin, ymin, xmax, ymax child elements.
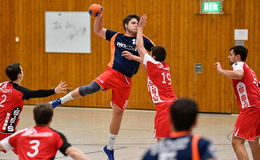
<box><xmin>143</xmin><ymin>54</ymin><xmax>177</xmax><ymax>104</ymax></box>
<box><xmin>232</xmin><ymin>62</ymin><xmax>260</xmax><ymax>109</ymax></box>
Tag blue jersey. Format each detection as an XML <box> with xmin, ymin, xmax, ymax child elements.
<box><xmin>142</xmin><ymin>134</ymin><xmax>216</xmax><ymax>160</ymax></box>
<box><xmin>106</xmin><ymin>30</ymin><xmax>154</xmax><ymax>77</ymax></box>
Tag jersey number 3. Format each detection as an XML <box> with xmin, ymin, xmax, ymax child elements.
<box><xmin>27</xmin><ymin>140</ymin><xmax>40</xmax><ymax>157</ymax></box>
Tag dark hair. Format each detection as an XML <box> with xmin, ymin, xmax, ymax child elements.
<box><xmin>33</xmin><ymin>103</ymin><xmax>53</xmax><ymax>126</ymax></box>
<box><xmin>122</xmin><ymin>14</ymin><xmax>140</xmax><ymax>31</ymax></box>
<box><xmin>151</xmin><ymin>46</ymin><xmax>167</xmax><ymax>62</ymax></box>
<box><xmin>230</xmin><ymin>45</ymin><xmax>248</xmax><ymax>61</ymax></box>
<box><xmin>5</xmin><ymin>63</ymin><xmax>21</xmax><ymax>81</ymax></box>
<box><xmin>170</xmin><ymin>98</ymin><xmax>198</xmax><ymax>131</ymax></box>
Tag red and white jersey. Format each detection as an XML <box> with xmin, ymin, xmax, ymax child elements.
<box><xmin>0</xmin><ymin>81</ymin><xmax>55</xmax><ymax>137</ymax></box>
<box><xmin>232</xmin><ymin>62</ymin><xmax>260</xmax><ymax>109</ymax></box>
<box><xmin>0</xmin><ymin>81</ymin><xmax>23</xmax><ymax>134</ymax></box>
<box><xmin>0</xmin><ymin>126</ymin><xmax>71</xmax><ymax>160</ymax></box>
<box><xmin>143</xmin><ymin>54</ymin><xmax>177</xmax><ymax>104</ymax></box>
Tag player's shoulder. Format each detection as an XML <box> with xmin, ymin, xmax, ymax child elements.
<box><xmin>162</xmin><ymin>62</ymin><xmax>171</xmax><ymax>70</ymax></box>
<box><xmin>106</xmin><ymin>29</ymin><xmax>120</xmax><ymax>40</ymax></box>
<box><xmin>50</xmin><ymin>128</ymin><xmax>67</xmax><ymax>139</ymax></box>
<box><xmin>50</xmin><ymin>128</ymin><xmax>62</xmax><ymax>134</ymax></box>
<box><xmin>232</xmin><ymin>62</ymin><xmax>246</xmax><ymax>72</ymax></box>
<box><xmin>144</xmin><ymin>54</ymin><xmax>160</xmax><ymax>66</ymax></box>
<box><xmin>143</xmin><ymin>35</ymin><xmax>154</xmax><ymax>44</ymax></box>
<box><xmin>10</xmin><ymin>128</ymin><xmax>29</xmax><ymax>138</ymax></box>
<box><xmin>197</xmin><ymin>136</ymin><xmax>213</xmax><ymax>147</ymax></box>
<box><xmin>106</xmin><ymin>29</ymin><xmax>117</xmax><ymax>33</ymax></box>
<box><xmin>0</xmin><ymin>81</ymin><xmax>10</xmax><ymax>86</ymax></box>
<box><xmin>197</xmin><ymin>136</ymin><xmax>216</xmax><ymax>158</ymax></box>
<box><xmin>233</xmin><ymin>61</ymin><xmax>244</xmax><ymax>67</ymax></box>
<box><xmin>0</xmin><ymin>81</ymin><xmax>13</xmax><ymax>93</ymax></box>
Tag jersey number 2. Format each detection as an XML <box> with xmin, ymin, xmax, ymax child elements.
<box><xmin>27</xmin><ymin>140</ymin><xmax>40</xmax><ymax>157</ymax></box>
<box><xmin>161</xmin><ymin>72</ymin><xmax>171</xmax><ymax>85</ymax></box>
<box><xmin>0</xmin><ymin>95</ymin><xmax>7</xmax><ymax>107</ymax></box>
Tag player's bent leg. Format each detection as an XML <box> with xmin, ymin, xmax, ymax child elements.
<box><xmin>49</xmin><ymin>90</ymin><xmax>76</xmax><ymax>108</ymax></box>
<box><xmin>232</xmin><ymin>136</ymin><xmax>249</xmax><ymax>160</ymax></box>
<box><xmin>50</xmin><ymin>82</ymin><xmax>101</xmax><ymax>109</ymax></box>
<box><xmin>78</xmin><ymin>81</ymin><xmax>101</xmax><ymax>96</ymax></box>
<box><xmin>248</xmin><ymin>137</ymin><xmax>260</xmax><ymax>160</ymax></box>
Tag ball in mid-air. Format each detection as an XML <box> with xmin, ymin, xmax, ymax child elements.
<box><xmin>88</xmin><ymin>4</ymin><xmax>103</xmax><ymax>17</ymax></box>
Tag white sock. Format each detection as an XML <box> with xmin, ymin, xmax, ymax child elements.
<box><xmin>107</xmin><ymin>133</ymin><xmax>117</xmax><ymax>150</ymax></box>
<box><xmin>60</xmin><ymin>92</ymin><xmax>74</xmax><ymax>104</ymax></box>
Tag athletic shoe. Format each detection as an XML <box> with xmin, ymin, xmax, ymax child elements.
<box><xmin>102</xmin><ymin>145</ymin><xmax>114</xmax><ymax>160</ymax></box>
<box><xmin>49</xmin><ymin>98</ymin><xmax>61</xmax><ymax>109</ymax></box>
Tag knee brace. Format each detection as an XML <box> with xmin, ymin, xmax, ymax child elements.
<box><xmin>79</xmin><ymin>81</ymin><xmax>101</xmax><ymax>96</ymax></box>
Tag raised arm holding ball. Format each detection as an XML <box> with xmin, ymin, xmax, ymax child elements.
<box><xmin>49</xmin><ymin>4</ymin><xmax>154</xmax><ymax>160</ymax></box>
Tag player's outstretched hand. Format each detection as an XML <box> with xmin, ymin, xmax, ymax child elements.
<box><xmin>138</xmin><ymin>14</ymin><xmax>147</xmax><ymax>30</ymax></box>
<box><xmin>122</xmin><ymin>51</ymin><xmax>134</xmax><ymax>60</ymax></box>
<box><xmin>215</xmin><ymin>62</ymin><xmax>222</xmax><ymax>73</ymax></box>
<box><xmin>54</xmin><ymin>81</ymin><xmax>68</xmax><ymax>94</ymax></box>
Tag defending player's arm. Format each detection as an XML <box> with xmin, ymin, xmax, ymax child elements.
<box><xmin>215</xmin><ymin>62</ymin><xmax>244</xmax><ymax>80</ymax></box>
<box><xmin>94</xmin><ymin>13</ymin><xmax>107</xmax><ymax>39</ymax></box>
<box><xmin>121</xmin><ymin>14</ymin><xmax>149</xmax><ymax>63</ymax></box>
<box><xmin>57</xmin><ymin>131</ymin><xmax>89</xmax><ymax>160</ymax></box>
<box><xmin>136</xmin><ymin>14</ymin><xmax>148</xmax><ymax>61</ymax></box>
<box><xmin>65</xmin><ymin>146</ymin><xmax>90</xmax><ymax>160</ymax></box>
<box><xmin>0</xmin><ymin>137</ymin><xmax>12</xmax><ymax>152</ymax></box>
<box><xmin>0</xmin><ymin>129</ymin><xmax>27</xmax><ymax>151</ymax></box>
<box><xmin>13</xmin><ymin>81</ymin><xmax>67</xmax><ymax>100</ymax></box>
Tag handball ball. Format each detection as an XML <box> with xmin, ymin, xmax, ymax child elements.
<box><xmin>88</xmin><ymin>4</ymin><xmax>103</xmax><ymax>17</ymax></box>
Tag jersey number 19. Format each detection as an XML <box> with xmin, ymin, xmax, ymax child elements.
<box><xmin>161</xmin><ymin>72</ymin><xmax>171</xmax><ymax>85</ymax></box>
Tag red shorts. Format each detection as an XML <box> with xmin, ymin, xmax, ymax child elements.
<box><xmin>233</xmin><ymin>107</ymin><xmax>260</xmax><ymax>141</ymax></box>
<box><xmin>154</xmin><ymin>101</ymin><xmax>172</xmax><ymax>138</ymax></box>
<box><xmin>94</xmin><ymin>68</ymin><xmax>131</xmax><ymax>110</ymax></box>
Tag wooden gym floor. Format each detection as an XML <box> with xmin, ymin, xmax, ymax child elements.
<box><xmin>0</xmin><ymin>105</ymin><xmax>254</xmax><ymax>160</ymax></box>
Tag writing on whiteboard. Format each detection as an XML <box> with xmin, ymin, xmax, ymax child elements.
<box><xmin>45</xmin><ymin>11</ymin><xmax>91</xmax><ymax>53</ymax></box>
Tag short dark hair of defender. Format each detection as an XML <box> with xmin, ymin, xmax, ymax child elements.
<box><xmin>151</xmin><ymin>46</ymin><xmax>167</xmax><ymax>62</ymax></box>
<box><xmin>33</xmin><ymin>103</ymin><xmax>53</xmax><ymax>126</ymax></box>
<box><xmin>170</xmin><ymin>98</ymin><xmax>198</xmax><ymax>131</ymax></box>
<box><xmin>5</xmin><ymin>62</ymin><xmax>21</xmax><ymax>81</ymax></box>
<box><xmin>123</xmin><ymin>14</ymin><xmax>140</xmax><ymax>31</ymax></box>
<box><xmin>230</xmin><ymin>45</ymin><xmax>248</xmax><ymax>61</ymax></box>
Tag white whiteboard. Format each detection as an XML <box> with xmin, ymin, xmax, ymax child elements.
<box><xmin>45</xmin><ymin>11</ymin><xmax>91</xmax><ymax>53</ymax></box>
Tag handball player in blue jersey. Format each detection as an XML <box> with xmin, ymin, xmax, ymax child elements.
<box><xmin>142</xmin><ymin>98</ymin><xmax>216</xmax><ymax>160</ymax></box>
<box><xmin>49</xmin><ymin>11</ymin><xmax>154</xmax><ymax>160</ymax></box>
